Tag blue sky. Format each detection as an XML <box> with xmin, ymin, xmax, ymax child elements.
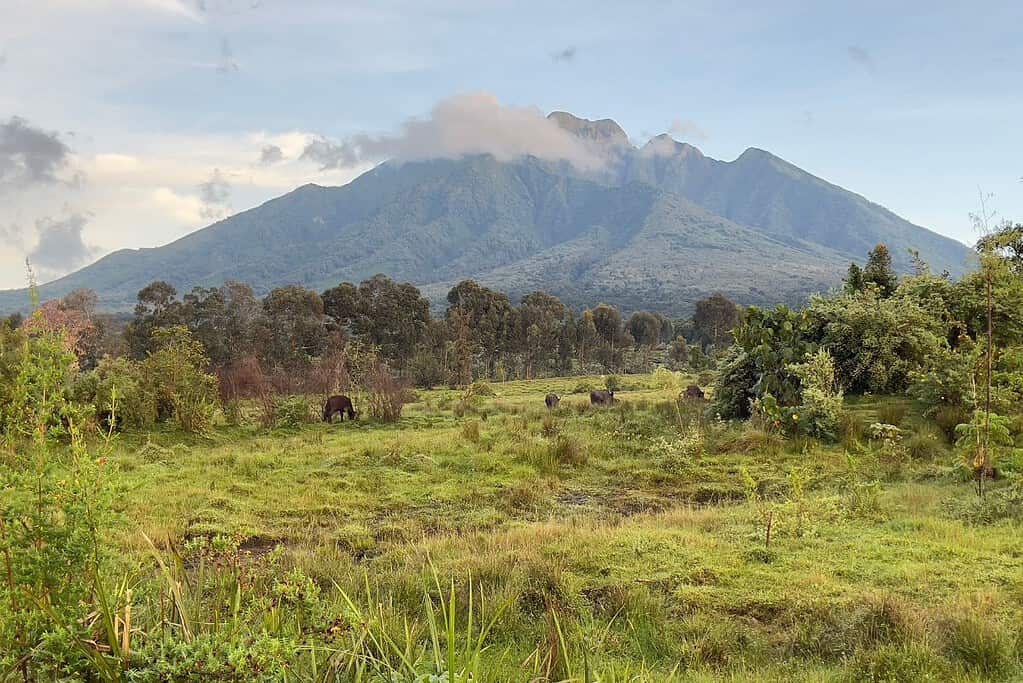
<box><xmin>1</xmin><ymin>0</ymin><xmax>1020</xmax><ymax>288</ymax></box>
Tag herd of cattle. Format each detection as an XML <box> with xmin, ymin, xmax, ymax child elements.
<box><xmin>321</xmin><ymin>384</ymin><xmax>706</xmax><ymax>423</ymax></box>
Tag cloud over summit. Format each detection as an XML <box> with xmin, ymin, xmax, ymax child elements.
<box><xmin>300</xmin><ymin>92</ymin><xmax>610</xmax><ymax>173</ymax></box>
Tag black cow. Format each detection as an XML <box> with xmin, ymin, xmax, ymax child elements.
<box><xmin>545</xmin><ymin>393</ymin><xmax>560</xmax><ymax>409</ymax></box>
<box><xmin>681</xmin><ymin>384</ymin><xmax>705</xmax><ymax>400</ymax></box>
<box><xmin>323</xmin><ymin>395</ymin><xmax>357</xmax><ymax>422</ymax></box>
<box><xmin>590</xmin><ymin>389</ymin><xmax>615</xmax><ymax>406</ymax></box>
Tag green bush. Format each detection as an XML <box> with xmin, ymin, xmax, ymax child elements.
<box><xmin>469</xmin><ymin>380</ymin><xmax>496</xmax><ymax>396</ymax></box>
<box><xmin>571</xmin><ymin>381</ymin><xmax>596</xmax><ymax>394</ymax></box>
<box><xmin>141</xmin><ymin>326</ymin><xmax>219</xmax><ymax>433</ymax></box>
<box><xmin>273</xmin><ymin>396</ymin><xmax>316</xmax><ymax>428</ymax></box>
<box><xmin>713</xmin><ymin>348</ymin><xmax>759</xmax><ymax>420</ymax></box>
<box><xmin>787</xmin><ymin>349</ymin><xmax>844</xmax><ymax>441</ymax></box>
<box><xmin>944</xmin><ymin>483</ymin><xmax>1023</xmax><ymax>525</ymax></box>
<box><xmin>71</xmin><ymin>356</ymin><xmax>157</xmax><ymax>431</ymax></box>
<box><xmin>807</xmin><ymin>288</ymin><xmax>947</xmax><ymax>394</ymax></box>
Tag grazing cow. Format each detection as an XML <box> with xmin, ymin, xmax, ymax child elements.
<box><xmin>681</xmin><ymin>384</ymin><xmax>705</xmax><ymax>400</ymax></box>
<box><xmin>590</xmin><ymin>389</ymin><xmax>615</xmax><ymax>406</ymax></box>
<box><xmin>322</xmin><ymin>395</ymin><xmax>357</xmax><ymax>422</ymax></box>
<box><xmin>545</xmin><ymin>393</ymin><xmax>560</xmax><ymax>409</ymax></box>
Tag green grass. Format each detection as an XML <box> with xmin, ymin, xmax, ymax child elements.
<box><xmin>22</xmin><ymin>373</ymin><xmax>1023</xmax><ymax>680</ymax></box>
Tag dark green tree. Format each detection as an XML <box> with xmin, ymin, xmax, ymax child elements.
<box><xmin>575</xmin><ymin>310</ymin><xmax>598</xmax><ymax>368</ymax></box>
<box><xmin>256</xmin><ymin>286</ymin><xmax>328</xmax><ymax>369</ymax></box>
<box><xmin>446</xmin><ymin>280</ymin><xmax>513</xmax><ymax>377</ymax></box>
<box><xmin>515</xmin><ymin>291</ymin><xmax>574</xmax><ymax>378</ymax></box>
<box><xmin>589</xmin><ymin>303</ymin><xmax>629</xmax><ymax>372</ymax></box>
<box><xmin>348</xmin><ymin>275</ymin><xmax>431</xmax><ymax>366</ymax></box>
<box><xmin>692</xmin><ymin>293</ymin><xmax>741</xmax><ymax>350</ymax></box>
<box><xmin>863</xmin><ymin>243</ymin><xmax>898</xmax><ymax>297</ymax></box>
<box><xmin>627</xmin><ymin>311</ymin><xmax>661</xmax><ymax>349</ymax></box>
<box><xmin>844</xmin><ymin>263</ymin><xmax>865</xmax><ymax>294</ymax></box>
<box><xmin>125</xmin><ymin>281</ymin><xmax>185</xmax><ymax>359</ymax></box>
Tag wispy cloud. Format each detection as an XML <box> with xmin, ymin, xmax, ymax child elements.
<box><xmin>669</xmin><ymin>118</ymin><xmax>707</xmax><ymax>142</ymax></box>
<box><xmin>216</xmin><ymin>37</ymin><xmax>240</xmax><ymax>75</ymax></box>
<box><xmin>196</xmin><ymin>167</ymin><xmax>231</xmax><ymax>219</ymax></box>
<box><xmin>847</xmin><ymin>45</ymin><xmax>876</xmax><ymax>75</ymax></box>
<box><xmin>551</xmin><ymin>46</ymin><xmax>576</xmax><ymax>63</ymax></box>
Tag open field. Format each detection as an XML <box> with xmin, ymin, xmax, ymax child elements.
<box><xmin>72</xmin><ymin>373</ymin><xmax>1023</xmax><ymax>681</ymax></box>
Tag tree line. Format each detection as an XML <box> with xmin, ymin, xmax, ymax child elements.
<box><xmin>4</xmin><ymin>276</ymin><xmax>743</xmax><ymax>387</ymax></box>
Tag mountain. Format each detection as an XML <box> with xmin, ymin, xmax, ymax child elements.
<box><xmin>624</xmin><ymin>135</ymin><xmax>968</xmax><ymax>274</ymax></box>
<box><xmin>0</xmin><ymin>113</ymin><xmax>972</xmax><ymax>316</ymax></box>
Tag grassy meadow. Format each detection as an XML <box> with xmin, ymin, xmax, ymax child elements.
<box><xmin>61</xmin><ymin>371</ymin><xmax>1023</xmax><ymax>681</ymax></box>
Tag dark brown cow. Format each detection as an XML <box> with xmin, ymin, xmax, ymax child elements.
<box><xmin>323</xmin><ymin>395</ymin><xmax>357</xmax><ymax>422</ymax></box>
<box><xmin>590</xmin><ymin>389</ymin><xmax>615</xmax><ymax>406</ymax></box>
<box><xmin>545</xmin><ymin>393</ymin><xmax>560</xmax><ymax>409</ymax></box>
<box><xmin>681</xmin><ymin>384</ymin><xmax>705</xmax><ymax>400</ymax></box>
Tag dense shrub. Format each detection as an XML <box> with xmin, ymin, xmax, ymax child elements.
<box><xmin>713</xmin><ymin>348</ymin><xmax>759</xmax><ymax>420</ymax></box>
<box><xmin>714</xmin><ymin>306</ymin><xmax>813</xmax><ymax>420</ymax></box>
<box><xmin>786</xmin><ymin>349</ymin><xmax>844</xmax><ymax>441</ymax></box>
<box><xmin>71</xmin><ymin>356</ymin><xmax>157</xmax><ymax>431</ymax></box>
<box><xmin>365</xmin><ymin>361</ymin><xmax>414</xmax><ymax>422</ymax></box>
<box><xmin>273</xmin><ymin>396</ymin><xmax>317</xmax><ymax>428</ymax></box>
<box><xmin>908</xmin><ymin>345</ymin><xmax>977</xmax><ymax>416</ymax></box>
<box><xmin>468</xmin><ymin>380</ymin><xmax>496</xmax><ymax>396</ymax></box>
<box><xmin>571</xmin><ymin>381</ymin><xmax>596</xmax><ymax>394</ymax></box>
<box><xmin>142</xmin><ymin>326</ymin><xmax>219</xmax><ymax>433</ymax></box>
<box><xmin>807</xmin><ymin>289</ymin><xmax>947</xmax><ymax>394</ymax></box>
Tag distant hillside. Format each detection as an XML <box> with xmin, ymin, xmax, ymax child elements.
<box><xmin>0</xmin><ymin>113</ymin><xmax>972</xmax><ymax>316</ymax></box>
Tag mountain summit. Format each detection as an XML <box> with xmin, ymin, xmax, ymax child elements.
<box><xmin>0</xmin><ymin>112</ymin><xmax>972</xmax><ymax>315</ymax></box>
<box><xmin>547</xmin><ymin>111</ymin><xmax>630</xmax><ymax>149</ymax></box>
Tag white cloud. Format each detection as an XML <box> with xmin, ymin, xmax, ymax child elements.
<box><xmin>36</xmin><ymin>0</ymin><xmax>204</xmax><ymax>22</ymax></box>
<box><xmin>150</xmin><ymin>187</ymin><xmax>208</xmax><ymax>224</ymax></box>
<box><xmin>301</xmin><ymin>92</ymin><xmax>611</xmax><ymax>172</ymax></box>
